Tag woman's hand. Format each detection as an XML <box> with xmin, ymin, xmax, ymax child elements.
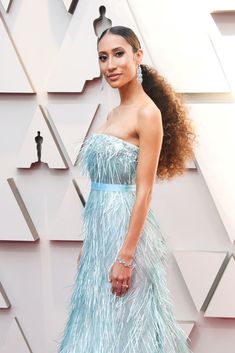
<box><xmin>108</xmin><ymin>261</ymin><xmax>132</xmax><ymax>297</ymax></box>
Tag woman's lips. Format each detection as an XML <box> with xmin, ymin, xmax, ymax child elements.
<box><xmin>108</xmin><ymin>74</ymin><xmax>121</xmax><ymax>81</ymax></box>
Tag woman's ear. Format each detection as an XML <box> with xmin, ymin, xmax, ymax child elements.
<box><xmin>137</xmin><ymin>48</ymin><xmax>143</xmax><ymax>64</ymax></box>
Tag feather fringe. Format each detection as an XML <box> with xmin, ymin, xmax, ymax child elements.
<box><xmin>56</xmin><ymin>133</ymin><xmax>193</xmax><ymax>353</ymax></box>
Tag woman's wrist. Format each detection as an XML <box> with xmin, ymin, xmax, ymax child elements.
<box><xmin>115</xmin><ymin>256</ymin><xmax>135</xmax><ymax>269</ymax></box>
<box><xmin>118</xmin><ymin>249</ymin><xmax>135</xmax><ymax>262</ymax></box>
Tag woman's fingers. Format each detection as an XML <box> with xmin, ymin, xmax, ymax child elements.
<box><xmin>112</xmin><ymin>279</ymin><xmax>123</xmax><ymax>296</ymax></box>
<box><xmin>120</xmin><ymin>280</ymin><xmax>128</xmax><ymax>296</ymax></box>
<box><xmin>111</xmin><ymin>277</ymin><xmax>131</xmax><ymax>296</ymax></box>
<box><xmin>116</xmin><ymin>280</ymin><xmax>123</xmax><ymax>296</ymax></box>
<box><xmin>108</xmin><ymin>263</ymin><xmax>132</xmax><ymax>296</ymax></box>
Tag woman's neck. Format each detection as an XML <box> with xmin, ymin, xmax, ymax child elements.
<box><xmin>118</xmin><ymin>79</ymin><xmax>144</xmax><ymax>106</ymax></box>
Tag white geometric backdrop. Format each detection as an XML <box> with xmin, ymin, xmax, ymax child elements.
<box><xmin>0</xmin><ymin>1</ymin><xmax>235</xmax><ymax>352</ymax></box>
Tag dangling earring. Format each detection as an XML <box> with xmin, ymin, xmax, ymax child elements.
<box><xmin>137</xmin><ymin>64</ymin><xmax>143</xmax><ymax>84</ymax></box>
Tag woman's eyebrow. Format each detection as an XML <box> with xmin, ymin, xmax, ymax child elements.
<box><xmin>98</xmin><ymin>47</ymin><xmax>124</xmax><ymax>55</ymax></box>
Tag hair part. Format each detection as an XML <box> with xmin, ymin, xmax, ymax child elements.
<box><xmin>97</xmin><ymin>26</ymin><xmax>141</xmax><ymax>52</ymax></box>
<box><xmin>98</xmin><ymin>26</ymin><xmax>197</xmax><ymax>180</ymax></box>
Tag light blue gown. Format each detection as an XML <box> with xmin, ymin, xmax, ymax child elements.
<box><xmin>57</xmin><ymin>133</ymin><xmax>193</xmax><ymax>353</ymax></box>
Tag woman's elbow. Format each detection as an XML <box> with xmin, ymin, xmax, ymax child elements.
<box><xmin>136</xmin><ymin>187</ymin><xmax>153</xmax><ymax>205</ymax></box>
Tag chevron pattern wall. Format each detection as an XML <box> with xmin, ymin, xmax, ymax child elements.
<box><xmin>0</xmin><ymin>1</ymin><xmax>235</xmax><ymax>352</ymax></box>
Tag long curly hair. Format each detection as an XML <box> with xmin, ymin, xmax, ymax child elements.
<box><xmin>97</xmin><ymin>26</ymin><xmax>197</xmax><ymax>180</ymax></box>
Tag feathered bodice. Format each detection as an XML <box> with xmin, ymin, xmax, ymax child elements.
<box><xmin>75</xmin><ymin>133</ymin><xmax>139</xmax><ymax>184</ymax></box>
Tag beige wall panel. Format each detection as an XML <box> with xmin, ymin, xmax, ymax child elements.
<box><xmin>48</xmin><ymin>181</ymin><xmax>85</xmax><ymax>241</ymax></box>
<box><xmin>189</xmin><ymin>104</ymin><xmax>235</xmax><ymax>243</ymax></box>
<box><xmin>186</xmin><ymin>160</ymin><xmax>197</xmax><ymax>169</ymax></box>
<box><xmin>74</xmin><ymin>177</ymin><xmax>91</xmax><ymax>203</ymax></box>
<box><xmin>62</xmin><ymin>0</ymin><xmax>73</xmax><ymax>12</ymax></box>
<box><xmin>47</xmin><ymin>103</ymin><xmax>99</xmax><ymax>165</ymax></box>
<box><xmin>205</xmin><ymin>0</ymin><xmax>235</xmax><ymax>12</ymax></box>
<box><xmin>209</xmin><ymin>19</ymin><xmax>235</xmax><ymax>94</ymax></box>
<box><xmin>0</xmin><ymin>0</ymin><xmax>12</xmax><ymax>12</ymax></box>
<box><xmin>152</xmin><ymin>171</ymin><xmax>230</xmax><ymax>251</ymax></box>
<box><xmin>0</xmin><ymin>282</ymin><xmax>11</xmax><ymax>309</ymax></box>
<box><xmin>174</xmin><ymin>251</ymin><xmax>228</xmax><ymax>311</ymax></box>
<box><xmin>179</xmin><ymin>321</ymin><xmax>195</xmax><ymax>338</ymax></box>
<box><xmin>0</xmin><ymin>178</ymin><xmax>39</xmax><ymax>241</ymax></box>
<box><xmin>205</xmin><ymin>256</ymin><xmax>235</xmax><ymax>317</ymax></box>
<box><xmin>128</xmin><ymin>0</ymin><xmax>230</xmax><ymax>93</ymax></box>
<box><xmin>1</xmin><ymin>317</ymin><xmax>32</xmax><ymax>353</ymax></box>
<box><xmin>0</xmin><ymin>14</ymin><xmax>34</xmax><ymax>93</ymax></box>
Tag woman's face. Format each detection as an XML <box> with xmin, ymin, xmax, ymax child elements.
<box><xmin>97</xmin><ymin>32</ymin><xmax>142</xmax><ymax>88</ymax></box>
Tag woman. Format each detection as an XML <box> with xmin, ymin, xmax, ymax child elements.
<box><xmin>58</xmin><ymin>25</ymin><xmax>196</xmax><ymax>353</ymax></box>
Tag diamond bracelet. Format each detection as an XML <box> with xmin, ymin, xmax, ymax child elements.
<box><xmin>115</xmin><ymin>256</ymin><xmax>135</xmax><ymax>269</ymax></box>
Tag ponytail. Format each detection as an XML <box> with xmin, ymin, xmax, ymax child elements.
<box><xmin>141</xmin><ymin>64</ymin><xmax>197</xmax><ymax>180</ymax></box>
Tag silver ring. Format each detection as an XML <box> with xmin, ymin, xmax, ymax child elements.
<box><xmin>121</xmin><ymin>284</ymin><xmax>129</xmax><ymax>288</ymax></box>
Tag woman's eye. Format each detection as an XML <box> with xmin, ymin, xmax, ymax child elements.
<box><xmin>99</xmin><ymin>55</ymin><xmax>107</xmax><ymax>62</ymax></box>
<box><xmin>115</xmin><ymin>51</ymin><xmax>124</xmax><ymax>57</ymax></box>
<box><xmin>99</xmin><ymin>52</ymin><xmax>124</xmax><ymax>62</ymax></box>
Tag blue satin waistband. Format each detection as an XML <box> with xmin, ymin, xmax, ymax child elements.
<box><xmin>91</xmin><ymin>181</ymin><xmax>136</xmax><ymax>192</ymax></box>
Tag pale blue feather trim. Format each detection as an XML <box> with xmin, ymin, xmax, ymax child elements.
<box><xmin>56</xmin><ymin>133</ymin><xmax>193</xmax><ymax>353</ymax></box>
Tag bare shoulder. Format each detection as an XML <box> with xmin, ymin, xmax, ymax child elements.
<box><xmin>136</xmin><ymin>102</ymin><xmax>162</xmax><ymax>134</ymax></box>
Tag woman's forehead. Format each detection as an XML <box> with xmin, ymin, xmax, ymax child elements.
<box><xmin>98</xmin><ymin>33</ymin><xmax>129</xmax><ymax>52</ymax></box>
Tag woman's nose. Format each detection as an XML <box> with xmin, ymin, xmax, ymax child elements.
<box><xmin>107</xmin><ymin>57</ymin><xmax>116</xmax><ymax>70</ymax></box>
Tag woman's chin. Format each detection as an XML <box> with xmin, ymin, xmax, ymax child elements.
<box><xmin>108</xmin><ymin>82</ymin><xmax>122</xmax><ymax>89</ymax></box>
<box><xmin>108</xmin><ymin>80</ymin><xmax>127</xmax><ymax>89</ymax></box>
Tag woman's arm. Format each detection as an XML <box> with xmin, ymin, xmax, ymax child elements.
<box><xmin>109</xmin><ymin>105</ymin><xmax>163</xmax><ymax>297</ymax></box>
<box><xmin>118</xmin><ymin>105</ymin><xmax>163</xmax><ymax>261</ymax></box>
